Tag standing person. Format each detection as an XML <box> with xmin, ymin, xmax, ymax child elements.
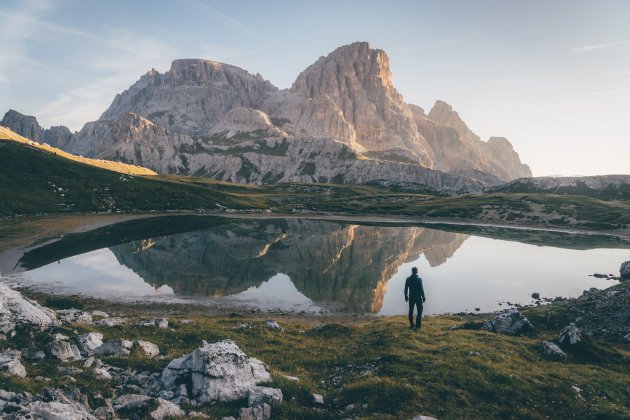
<box><xmin>404</xmin><ymin>267</ymin><xmax>426</xmax><ymax>330</ymax></box>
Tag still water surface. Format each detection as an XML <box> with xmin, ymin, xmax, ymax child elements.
<box><xmin>9</xmin><ymin>217</ymin><xmax>627</xmax><ymax>315</ymax></box>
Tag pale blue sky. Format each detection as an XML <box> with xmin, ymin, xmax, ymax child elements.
<box><xmin>1</xmin><ymin>0</ymin><xmax>629</xmax><ymax>176</ymax></box>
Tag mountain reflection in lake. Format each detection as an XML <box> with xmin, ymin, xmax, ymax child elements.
<box><xmin>15</xmin><ymin>217</ymin><xmax>626</xmax><ymax>315</ymax></box>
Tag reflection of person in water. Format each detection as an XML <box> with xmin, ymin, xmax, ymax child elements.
<box><xmin>404</xmin><ymin>267</ymin><xmax>426</xmax><ymax>330</ymax></box>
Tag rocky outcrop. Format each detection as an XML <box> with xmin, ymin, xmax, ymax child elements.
<box><xmin>558</xmin><ymin>324</ymin><xmax>582</xmax><ymax>346</ymax></box>
<box><xmin>75</xmin><ymin>332</ymin><xmax>104</xmax><ymax>356</ymax></box>
<box><xmin>0</xmin><ymin>350</ymin><xmax>27</xmax><ymax>377</ymax></box>
<box><xmin>265</xmin><ymin>42</ymin><xmax>434</xmax><ymax>166</ymax></box>
<box><xmin>621</xmin><ymin>261</ymin><xmax>630</xmax><ymax>279</ymax></box>
<box><xmin>98</xmin><ymin>59</ymin><xmax>278</xmax><ymax>136</ymax></box>
<box><xmin>161</xmin><ymin>340</ymin><xmax>272</xmax><ymax>405</ymax></box>
<box><xmin>490</xmin><ymin>175</ymin><xmax>630</xmax><ymax>200</ymax></box>
<box><xmin>1</xmin><ymin>110</ymin><xmax>42</xmax><ymax>141</ymax></box>
<box><xmin>541</xmin><ymin>341</ymin><xmax>567</xmax><ymax>360</ymax></box>
<box><xmin>45</xmin><ymin>339</ymin><xmax>82</xmax><ymax>362</ymax></box>
<box><xmin>412</xmin><ymin>101</ymin><xmax>532</xmax><ymax>182</ymax></box>
<box><xmin>1</xmin><ymin>109</ymin><xmax>73</xmax><ymax>148</ymax></box>
<box><xmin>481</xmin><ymin>309</ymin><xmax>533</xmax><ymax>335</ymax></box>
<box><xmin>0</xmin><ymin>282</ymin><xmax>59</xmax><ymax>338</ymax></box>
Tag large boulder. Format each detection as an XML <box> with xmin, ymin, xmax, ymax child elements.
<box><xmin>75</xmin><ymin>332</ymin><xmax>104</xmax><ymax>356</ymax></box>
<box><xmin>620</xmin><ymin>261</ymin><xmax>630</xmax><ymax>280</ymax></box>
<box><xmin>113</xmin><ymin>394</ymin><xmax>155</xmax><ymax>418</ymax></box>
<box><xmin>133</xmin><ymin>340</ymin><xmax>160</xmax><ymax>358</ymax></box>
<box><xmin>541</xmin><ymin>341</ymin><xmax>567</xmax><ymax>360</ymax></box>
<box><xmin>94</xmin><ymin>339</ymin><xmax>133</xmax><ymax>357</ymax></box>
<box><xmin>0</xmin><ymin>283</ymin><xmax>59</xmax><ymax>337</ymax></box>
<box><xmin>559</xmin><ymin>324</ymin><xmax>582</xmax><ymax>346</ymax></box>
<box><xmin>481</xmin><ymin>309</ymin><xmax>533</xmax><ymax>335</ymax></box>
<box><xmin>46</xmin><ymin>340</ymin><xmax>82</xmax><ymax>362</ymax></box>
<box><xmin>0</xmin><ymin>349</ymin><xmax>27</xmax><ymax>377</ymax></box>
<box><xmin>161</xmin><ymin>340</ymin><xmax>271</xmax><ymax>405</ymax></box>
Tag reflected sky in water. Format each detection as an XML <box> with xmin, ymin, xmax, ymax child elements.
<box><xmin>13</xmin><ymin>218</ymin><xmax>627</xmax><ymax>315</ymax></box>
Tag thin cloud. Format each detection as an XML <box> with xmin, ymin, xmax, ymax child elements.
<box><xmin>571</xmin><ymin>41</ymin><xmax>625</xmax><ymax>54</ymax></box>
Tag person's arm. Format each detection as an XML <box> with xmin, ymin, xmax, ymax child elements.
<box><xmin>420</xmin><ymin>278</ymin><xmax>426</xmax><ymax>302</ymax></box>
<box><xmin>404</xmin><ymin>278</ymin><xmax>409</xmax><ymax>302</ymax></box>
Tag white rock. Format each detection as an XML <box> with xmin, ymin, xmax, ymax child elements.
<box><xmin>57</xmin><ymin>309</ymin><xmax>93</xmax><ymax>324</ymax></box>
<box><xmin>138</xmin><ymin>317</ymin><xmax>169</xmax><ymax>329</ymax></box>
<box><xmin>53</xmin><ymin>333</ymin><xmax>70</xmax><ymax>341</ymax></box>
<box><xmin>412</xmin><ymin>416</ymin><xmax>438</xmax><ymax>420</ymax></box>
<box><xmin>83</xmin><ymin>356</ymin><xmax>95</xmax><ymax>367</ymax></box>
<box><xmin>93</xmin><ymin>317</ymin><xmax>125</xmax><ymax>327</ymax></box>
<box><xmin>161</xmin><ymin>340</ymin><xmax>271</xmax><ymax>405</ymax></box>
<box><xmin>239</xmin><ymin>403</ymin><xmax>271</xmax><ymax>420</ymax></box>
<box><xmin>150</xmin><ymin>398</ymin><xmax>184</xmax><ymax>419</ymax></box>
<box><xmin>18</xmin><ymin>400</ymin><xmax>96</xmax><ymax>419</ymax></box>
<box><xmin>91</xmin><ymin>310</ymin><xmax>109</xmax><ymax>318</ymax></box>
<box><xmin>541</xmin><ymin>341</ymin><xmax>567</xmax><ymax>360</ymax></box>
<box><xmin>134</xmin><ymin>340</ymin><xmax>160</xmax><ymax>358</ymax></box>
<box><xmin>312</xmin><ymin>393</ymin><xmax>324</xmax><ymax>405</ymax></box>
<box><xmin>559</xmin><ymin>324</ymin><xmax>582</xmax><ymax>346</ymax></box>
<box><xmin>46</xmin><ymin>340</ymin><xmax>82</xmax><ymax>361</ymax></box>
<box><xmin>283</xmin><ymin>375</ymin><xmax>299</xmax><ymax>382</ymax></box>
<box><xmin>76</xmin><ymin>332</ymin><xmax>104</xmax><ymax>355</ymax></box>
<box><xmin>481</xmin><ymin>309</ymin><xmax>533</xmax><ymax>335</ymax></box>
<box><xmin>266</xmin><ymin>320</ymin><xmax>283</xmax><ymax>331</ymax></box>
<box><xmin>0</xmin><ymin>283</ymin><xmax>59</xmax><ymax>335</ymax></box>
<box><xmin>94</xmin><ymin>339</ymin><xmax>133</xmax><ymax>356</ymax></box>
<box><xmin>94</xmin><ymin>367</ymin><xmax>112</xmax><ymax>380</ymax></box>
<box><xmin>247</xmin><ymin>386</ymin><xmax>283</xmax><ymax>407</ymax></box>
<box><xmin>0</xmin><ymin>349</ymin><xmax>27</xmax><ymax>377</ymax></box>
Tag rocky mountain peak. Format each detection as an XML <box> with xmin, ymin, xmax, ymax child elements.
<box><xmin>427</xmin><ymin>100</ymin><xmax>479</xmax><ymax>142</ymax></box>
<box><xmin>2</xmin><ymin>109</ymin><xmax>42</xmax><ymax>142</ymax></box>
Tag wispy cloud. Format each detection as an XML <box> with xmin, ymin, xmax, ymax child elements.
<box><xmin>571</xmin><ymin>41</ymin><xmax>625</xmax><ymax>54</ymax></box>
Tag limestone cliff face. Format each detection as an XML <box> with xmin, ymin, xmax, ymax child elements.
<box><xmin>2</xmin><ymin>110</ymin><xmax>42</xmax><ymax>142</ymax></box>
<box><xmin>110</xmin><ymin>220</ymin><xmax>469</xmax><ymax>313</ymax></box>
<box><xmin>411</xmin><ymin>101</ymin><xmax>532</xmax><ymax>182</ymax></box>
<box><xmin>265</xmin><ymin>42</ymin><xmax>434</xmax><ymax>166</ymax></box>
<box><xmin>1</xmin><ymin>110</ymin><xmax>73</xmax><ymax>149</ymax></box>
<box><xmin>99</xmin><ymin>60</ymin><xmax>278</xmax><ymax>135</ymax></box>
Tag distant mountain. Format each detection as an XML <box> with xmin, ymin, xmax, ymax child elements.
<box><xmin>1</xmin><ymin>109</ymin><xmax>73</xmax><ymax>149</ymax></box>
<box><xmin>490</xmin><ymin>175</ymin><xmax>630</xmax><ymax>201</ymax></box>
<box><xmin>5</xmin><ymin>42</ymin><xmax>532</xmax><ymax>192</ymax></box>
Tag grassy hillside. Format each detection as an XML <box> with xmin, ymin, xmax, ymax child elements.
<box><xmin>0</xmin><ymin>139</ymin><xmax>272</xmax><ymax>215</ymax></box>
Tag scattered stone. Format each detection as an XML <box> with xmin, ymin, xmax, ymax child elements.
<box><xmin>84</xmin><ymin>356</ymin><xmax>95</xmax><ymax>367</ymax></box>
<box><xmin>239</xmin><ymin>403</ymin><xmax>271</xmax><ymax>420</ymax></box>
<box><xmin>94</xmin><ymin>339</ymin><xmax>133</xmax><ymax>356</ymax></box>
<box><xmin>531</xmin><ymin>292</ymin><xmax>540</xmax><ymax>299</ymax></box>
<box><xmin>559</xmin><ymin>323</ymin><xmax>582</xmax><ymax>346</ymax></box>
<box><xmin>91</xmin><ymin>310</ymin><xmax>109</xmax><ymax>318</ymax></box>
<box><xmin>266</xmin><ymin>320</ymin><xmax>283</xmax><ymax>331</ymax></box>
<box><xmin>113</xmin><ymin>394</ymin><xmax>155</xmax><ymax>417</ymax></box>
<box><xmin>0</xmin><ymin>283</ymin><xmax>59</xmax><ymax>336</ymax></box>
<box><xmin>12</xmin><ymin>400</ymin><xmax>97</xmax><ymax>419</ymax></box>
<box><xmin>481</xmin><ymin>309</ymin><xmax>533</xmax><ymax>335</ymax></box>
<box><xmin>150</xmin><ymin>398</ymin><xmax>184</xmax><ymax>419</ymax></box>
<box><xmin>620</xmin><ymin>261</ymin><xmax>630</xmax><ymax>280</ymax></box>
<box><xmin>94</xmin><ymin>317</ymin><xmax>125</xmax><ymax>327</ymax></box>
<box><xmin>0</xmin><ymin>349</ymin><xmax>27</xmax><ymax>377</ymax></box>
<box><xmin>469</xmin><ymin>351</ymin><xmax>480</xmax><ymax>356</ymax></box>
<box><xmin>161</xmin><ymin>340</ymin><xmax>271</xmax><ymax>405</ymax></box>
<box><xmin>283</xmin><ymin>375</ymin><xmax>299</xmax><ymax>382</ymax></box>
<box><xmin>21</xmin><ymin>348</ymin><xmax>45</xmax><ymax>362</ymax></box>
<box><xmin>76</xmin><ymin>332</ymin><xmax>104</xmax><ymax>355</ymax></box>
<box><xmin>57</xmin><ymin>366</ymin><xmax>83</xmax><ymax>375</ymax></box>
<box><xmin>57</xmin><ymin>309</ymin><xmax>93</xmax><ymax>324</ymax></box>
<box><xmin>235</xmin><ymin>322</ymin><xmax>255</xmax><ymax>331</ymax></box>
<box><xmin>190</xmin><ymin>411</ymin><xmax>210</xmax><ymax>418</ymax></box>
<box><xmin>413</xmin><ymin>416</ymin><xmax>438</xmax><ymax>420</ymax></box>
<box><xmin>137</xmin><ymin>317</ymin><xmax>169</xmax><ymax>329</ymax></box>
<box><xmin>94</xmin><ymin>367</ymin><xmax>112</xmax><ymax>380</ymax></box>
<box><xmin>247</xmin><ymin>386</ymin><xmax>283</xmax><ymax>407</ymax></box>
<box><xmin>52</xmin><ymin>333</ymin><xmax>70</xmax><ymax>341</ymax></box>
<box><xmin>312</xmin><ymin>393</ymin><xmax>324</xmax><ymax>405</ymax></box>
<box><xmin>134</xmin><ymin>340</ymin><xmax>160</xmax><ymax>358</ymax></box>
<box><xmin>179</xmin><ymin>319</ymin><xmax>194</xmax><ymax>325</ymax></box>
<box><xmin>541</xmin><ymin>341</ymin><xmax>567</xmax><ymax>360</ymax></box>
<box><xmin>46</xmin><ymin>340</ymin><xmax>82</xmax><ymax>361</ymax></box>
<box><xmin>313</xmin><ymin>322</ymin><xmax>327</xmax><ymax>331</ymax></box>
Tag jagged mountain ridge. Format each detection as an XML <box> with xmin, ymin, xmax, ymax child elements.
<box><xmin>4</xmin><ymin>41</ymin><xmax>532</xmax><ymax>191</ymax></box>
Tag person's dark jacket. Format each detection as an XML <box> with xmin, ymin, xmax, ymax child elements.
<box><xmin>404</xmin><ymin>273</ymin><xmax>425</xmax><ymax>302</ymax></box>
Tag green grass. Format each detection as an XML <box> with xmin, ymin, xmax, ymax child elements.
<box><xmin>2</xmin><ymin>293</ymin><xmax>629</xmax><ymax>419</ymax></box>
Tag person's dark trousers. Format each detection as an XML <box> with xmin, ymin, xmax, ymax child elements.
<box><xmin>408</xmin><ymin>299</ymin><xmax>423</xmax><ymax>329</ymax></box>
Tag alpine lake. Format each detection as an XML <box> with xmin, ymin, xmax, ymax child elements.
<box><xmin>3</xmin><ymin>215</ymin><xmax>628</xmax><ymax>316</ymax></box>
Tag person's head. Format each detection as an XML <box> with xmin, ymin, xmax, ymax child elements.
<box><xmin>411</xmin><ymin>267</ymin><xmax>418</xmax><ymax>274</ymax></box>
